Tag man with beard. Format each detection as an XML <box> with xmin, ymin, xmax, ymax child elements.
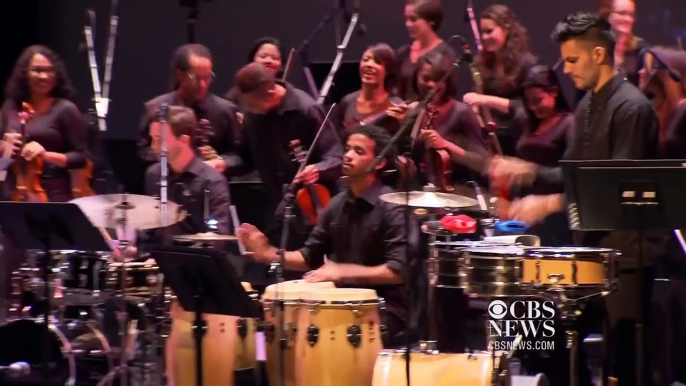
<box><xmin>138</xmin><ymin>44</ymin><xmax>241</xmax><ymax>177</ymax></box>
<box><xmin>489</xmin><ymin>12</ymin><xmax>661</xmax><ymax>386</ymax></box>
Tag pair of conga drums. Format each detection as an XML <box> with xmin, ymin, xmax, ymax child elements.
<box><xmin>166</xmin><ymin>282</ymin><xmax>258</xmax><ymax>386</ymax></box>
<box><xmin>167</xmin><ymin>280</ymin><xmax>384</xmax><ymax>386</ymax></box>
<box><xmin>262</xmin><ymin>280</ymin><xmax>383</xmax><ymax>386</ymax></box>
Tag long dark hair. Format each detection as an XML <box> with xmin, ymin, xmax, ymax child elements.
<box><xmin>412</xmin><ymin>51</ymin><xmax>458</xmax><ymax>103</ymax></box>
<box><xmin>247</xmin><ymin>37</ymin><xmax>284</xmax><ymax>65</ymax></box>
<box><xmin>476</xmin><ymin>5</ymin><xmax>534</xmax><ymax>94</ymax></box>
<box><xmin>521</xmin><ymin>65</ymin><xmax>570</xmax><ymax>128</ymax></box>
<box><xmin>365</xmin><ymin>43</ymin><xmax>399</xmax><ymax>91</ymax></box>
<box><xmin>4</xmin><ymin>45</ymin><xmax>75</xmax><ymax>108</ymax></box>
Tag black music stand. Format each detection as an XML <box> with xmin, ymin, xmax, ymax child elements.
<box><xmin>150</xmin><ymin>245</ymin><xmax>259</xmax><ymax>386</ymax></box>
<box><xmin>561</xmin><ymin>159</ymin><xmax>686</xmax><ymax>386</ymax></box>
<box><xmin>0</xmin><ymin>202</ymin><xmax>111</xmax><ymax>385</ymax></box>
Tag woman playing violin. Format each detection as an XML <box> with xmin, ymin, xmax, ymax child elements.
<box><xmin>0</xmin><ymin>45</ymin><xmax>89</xmax><ymax>203</ymax></box>
<box><xmin>461</xmin><ymin>5</ymin><xmax>537</xmax><ymax>156</ymax></box>
<box><xmin>406</xmin><ymin>51</ymin><xmax>487</xmax><ymax>190</ymax></box>
<box><xmin>334</xmin><ymin>43</ymin><xmax>409</xmax><ymax>139</ymax></box>
<box><xmin>396</xmin><ymin>0</ymin><xmax>456</xmax><ymax>101</ymax></box>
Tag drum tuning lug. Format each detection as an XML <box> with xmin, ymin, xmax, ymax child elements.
<box><xmin>307</xmin><ymin>324</ymin><xmax>319</xmax><ymax>347</ymax></box>
<box><xmin>237</xmin><ymin>318</ymin><xmax>248</xmax><ymax>339</ymax></box>
<box><xmin>346</xmin><ymin>325</ymin><xmax>362</xmax><ymax>348</ymax></box>
<box><xmin>263</xmin><ymin>323</ymin><xmax>275</xmax><ymax>344</ymax></box>
<box><xmin>380</xmin><ymin>324</ymin><xmax>389</xmax><ymax>346</ymax></box>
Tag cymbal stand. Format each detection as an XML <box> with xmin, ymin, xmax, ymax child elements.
<box><xmin>98</xmin><ymin>194</ymin><xmax>134</xmax><ymax>386</ymax></box>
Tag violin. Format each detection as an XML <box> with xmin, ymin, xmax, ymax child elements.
<box><xmin>421</xmin><ymin>103</ymin><xmax>454</xmax><ymax>193</ymax></box>
<box><xmin>467</xmin><ymin>62</ymin><xmax>502</xmax><ymax>155</ymax></box>
<box><xmin>195</xmin><ymin>118</ymin><xmax>219</xmax><ymax>161</ymax></box>
<box><xmin>288</xmin><ymin>139</ymin><xmax>331</xmax><ymax>225</ymax></box>
<box><xmin>12</xmin><ymin>102</ymin><xmax>47</xmax><ymax>202</ymax></box>
<box><xmin>70</xmin><ymin>160</ymin><xmax>95</xmax><ymax>198</ymax></box>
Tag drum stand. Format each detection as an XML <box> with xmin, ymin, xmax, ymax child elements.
<box><xmin>98</xmin><ymin>195</ymin><xmax>135</xmax><ymax>386</ymax></box>
<box><xmin>542</xmin><ymin>283</ymin><xmax>610</xmax><ymax>386</ymax></box>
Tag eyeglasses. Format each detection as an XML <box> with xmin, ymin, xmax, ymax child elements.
<box><xmin>29</xmin><ymin>66</ymin><xmax>56</xmax><ymax>75</ymax></box>
<box><xmin>187</xmin><ymin>72</ymin><xmax>215</xmax><ymax>84</ymax></box>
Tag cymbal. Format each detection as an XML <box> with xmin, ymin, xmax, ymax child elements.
<box><xmin>172</xmin><ymin>232</ymin><xmax>238</xmax><ymax>242</ymax></box>
<box><xmin>380</xmin><ymin>191</ymin><xmax>478</xmax><ymax>209</ymax></box>
<box><xmin>70</xmin><ymin>194</ymin><xmax>186</xmax><ymax>230</ymax></box>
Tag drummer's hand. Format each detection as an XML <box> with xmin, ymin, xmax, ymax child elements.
<box><xmin>238</xmin><ymin>223</ymin><xmax>271</xmax><ymax>261</ymax></box>
<box><xmin>111</xmin><ymin>246</ymin><xmax>138</xmax><ymax>262</ymax></box>
<box><xmin>488</xmin><ymin>155</ymin><xmax>537</xmax><ymax>190</ymax></box>
<box><xmin>204</xmin><ymin>158</ymin><xmax>227</xmax><ymax>173</ymax></box>
<box><xmin>505</xmin><ymin>194</ymin><xmax>563</xmax><ymax>225</ymax></box>
<box><xmin>294</xmin><ymin>164</ymin><xmax>319</xmax><ymax>185</ymax></box>
<box><xmin>304</xmin><ymin>260</ymin><xmax>344</xmax><ymax>284</ymax></box>
<box><xmin>20</xmin><ymin>141</ymin><xmax>45</xmax><ymax>161</ymax></box>
<box><xmin>2</xmin><ymin>133</ymin><xmax>22</xmax><ymax>155</ymax></box>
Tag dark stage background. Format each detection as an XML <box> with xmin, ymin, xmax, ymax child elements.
<box><xmin>1</xmin><ymin>0</ymin><xmax>685</xmax><ymax>193</ymax></box>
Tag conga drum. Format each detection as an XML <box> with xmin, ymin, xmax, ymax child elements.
<box><xmin>235</xmin><ymin>282</ymin><xmax>260</xmax><ymax>371</ymax></box>
<box><xmin>167</xmin><ymin>281</ymin><xmax>257</xmax><ymax>386</ymax></box>
<box><xmin>262</xmin><ymin>280</ymin><xmax>335</xmax><ymax>386</ymax></box>
<box><xmin>372</xmin><ymin>350</ymin><xmax>511</xmax><ymax>386</ymax></box>
<box><xmin>295</xmin><ymin>288</ymin><xmax>383</xmax><ymax>386</ymax></box>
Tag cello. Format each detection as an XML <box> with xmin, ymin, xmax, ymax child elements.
<box><xmin>12</xmin><ymin>102</ymin><xmax>47</xmax><ymax>202</ymax></box>
<box><xmin>421</xmin><ymin>103</ymin><xmax>454</xmax><ymax>193</ymax></box>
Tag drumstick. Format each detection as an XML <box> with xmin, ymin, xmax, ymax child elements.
<box><xmin>229</xmin><ymin>205</ymin><xmax>249</xmax><ymax>255</ymax></box>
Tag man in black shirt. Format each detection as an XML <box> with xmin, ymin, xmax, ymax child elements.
<box><xmin>238</xmin><ymin>124</ymin><xmax>416</xmax><ymax>347</ymax></box>
<box><xmin>137</xmin><ymin>44</ymin><xmax>242</xmax><ymax>178</ymax></box>
<box><xmin>490</xmin><ymin>13</ymin><xmax>660</xmax><ymax>386</ymax></box>
<box><xmin>231</xmin><ymin>62</ymin><xmax>343</xmax><ymax>283</ymax></box>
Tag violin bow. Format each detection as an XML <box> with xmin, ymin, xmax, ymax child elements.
<box><xmin>280</xmin><ymin>48</ymin><xmax>296</xmax><ymax>83</ymax></box>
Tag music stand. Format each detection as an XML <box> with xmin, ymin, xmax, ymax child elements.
<box><xmin>561</xmin><ymin>159</ymin><xmax>686</xmax><ymax>386</ymax></box>
<box><xmin>0</xmin><ymin>202</ymin><xmax>111</xmax><ymax>385</ymax></box>
<box><xmin>150</xmin><ymin>245</ymin><xmax>259</xmax><ymax>386</ymax></box>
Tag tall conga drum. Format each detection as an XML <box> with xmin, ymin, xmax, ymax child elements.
<box><xmin>295</xmin><ymin>288</ymin><xmax>383</xmax><ymax>386</ymax></box>
<box><xmin>167</xmin><ymin>282</ymin><xmax>256</xmax><ymax>386</ymax></box>
<box><xmin>262</xmin><ymin>280</ymin><xmax>335</xmax><ymax>386</ymax></box>
<box><xmin>235</xmin><ymin>282</ymin><xmax>260</xmax><ymax>371</ymax></box>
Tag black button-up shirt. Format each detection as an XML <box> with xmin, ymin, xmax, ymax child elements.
<box><xmin>298</xmin><ymin>181</ymin><xmax>415</xmax><ymax>322</ymax></box>
<box><xmin>144</xmin><ymin>156</ymin><xmax>232</xmax><ymax>239</ymax></box>
<box><xmin>228</xmin><ymin>83</ymin><xmax>343</xmax><ymax>224</ymax></box>
<box><xmin>137</xmin><ymin>91</ymin><xmax>242</xmax><ymax>178</ymax></box>
<box><xmin>534</xmin><ymin>74</ymin><xmax>663</xmax><ymax>268</ymax></box>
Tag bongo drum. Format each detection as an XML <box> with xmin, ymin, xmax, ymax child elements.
<box><xmin>295</xmin><ymin>288</ymin><xmax>383</xmax><ymax>386</ymax></box>
<box><xmin>262</xmin><ymin>280</ymin><xmax>335</xmax><ymax>386</ymax></box>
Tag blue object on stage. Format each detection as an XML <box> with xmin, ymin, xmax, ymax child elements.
<box><xmin>494</xmin><ymin>221</ymin><xmax>528</xmax><ymax>234</ymax></box>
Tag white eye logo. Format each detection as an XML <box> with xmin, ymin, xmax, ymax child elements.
<box><xmin>488</xmin><ymin>300</ymin><xmax>508</xmax><ymax>320</ymax></box>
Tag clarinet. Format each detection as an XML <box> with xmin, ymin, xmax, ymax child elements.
<box><xmin>159</xmin><ymin>103</ymin><xmax>170</xmax><ymax>228</ymax></box>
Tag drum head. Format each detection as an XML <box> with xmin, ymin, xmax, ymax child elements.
<box><xmin>466</xmin><ymin>245</ymin><xmax>530</xmax><ymax>258</ymax></box>
<box><xmin>262</xmin><ymin>280</ymin><xmax>335</xmax><ymax>300</ymax></box>
<box><xmin>0</xmin><ymin>320</ymin><xmax>69</xmax><ymax>384</ymax></box>
<box><xmin>300</xmin><ymin>287</ymin><xmax>378</xmax><ymax>302</ymax></box>
<box><xmin>526</xmin><ymin>247</ymin><xmax>616</xmax><ymax>260</ymax></box>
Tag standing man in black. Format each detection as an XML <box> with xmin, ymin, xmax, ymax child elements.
<box><xmin>138</xmin><ymin>44</ymin><xmax>242</xmax><ymax>178</ymax></box>
<box><xmin>230</xmin><ymin>62</ymin><xmax>343</xmax><ymax>283</ymax></box>
<box><xmin>490</xmin><ymin>12</ymin><xmax>661</xmax><ymax>386</ymax></box>
<box><xmin>238</xmin><ymin>124</ymin><xmax>416</xmax><ymax>346</ymax></box>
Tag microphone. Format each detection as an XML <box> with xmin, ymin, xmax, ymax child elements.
<box><xmin>0</xmin><ymin>362</ymin><xmax>31</xmax><ymax>378</ymax></box>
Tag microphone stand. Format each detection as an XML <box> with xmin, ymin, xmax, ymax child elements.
<box><xmin>366</xmin><ymin>45</ymin><xmax>469</xmax><ymax>386</ymax></box>
<box><xmin>272</xmin><ymin>104</ymin><xmax>336</xmax><ymax>386</ymax></box>
<box><xmin>316</xmin><ymin>1</ymin><xmax>361</xmax><ymax>105</ymax></box>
